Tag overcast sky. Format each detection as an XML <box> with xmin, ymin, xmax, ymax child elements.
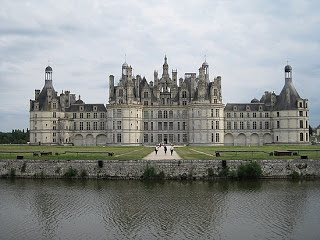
<box><xmin>1</xmin><ymin>0</ymin><xmax>319</xmax><ymax>132</ymax></box>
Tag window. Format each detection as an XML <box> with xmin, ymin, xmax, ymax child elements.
<box><xmin>306</xmin><ymin>121</ymin><xmax>308</xmax><ymax>128</ymax></box>
<box><xmin>87</xmin><ymin>113</ymin><xmax>90</xmax><ymax>119</ymax></box>
<box><xmin>182</xmin><ymin>122</ymin><xmax>187</xmax><ymax>130</ymax></box>
<box><xmin>158</xmin><ymin>110</ymin><xmax>162</xmax><ymax>118</ymax></box>
<box><xmin>300</xmin><ymin>133</ymin><xmax>303</xmax><ymax>141</ymax></box>
<box><xmin>265</xmin><ymin>112</ymin><xmax>269</xmax><ymax>118</ymax></box>
<box><xmin>216</xmin><ymin>121</ymin><xmax>219</xmax><ymax>129</ymax></box>
<box><xmin>277</xmin><ymin>112</ymin><xmax>280</xmax><ymax>117</ymax></box>
<box><xmin>100</xmin><ymin>112</ymin><xmax>105</xmax><ymax>118</ymax></box>
<box><xmin>151</xmin><ymin>122</ymin><xmax>153</xmax><ymax>130</ymax></box>
<box><xmin>234</xmin><ymin>122</ymin><xmax>237</xmax><ymax>130</ymax></box>
<box><xmin>169</xmin><ymin>110</ymin><xmax>173</xmax><ymax>118</ymax></box>
<box><xmin>253</xmin><ymin>113</ymin><xmax>257</xmax><ymax>118</ymax></box>
<box><xmin>240</xmin><ymin>121</ymin><xmax>244</xmax><ymax>130</ymax></box>
<box><xmin>212</xmin><ymin>133</ymin><xmax>214</xmax><ymax>142</ymax></box>
<box><xmin>299</xmin><ymin>102</ymin><xmax>302</xmax><ymax>108</ymax></box>
<box><xmin>53</xmin><ymin>102</ymin><xmax>57</xmax><ymax>109</ymax></box>
<box><xmin>216</xmin><ymin>133</ymin><xmax>220</xmax><ymax>142</ymax></box>
<box><xmin>177</xmin><ymin>122</ymin><xmax>180</xmax><ymax>130</ymax></box>
<box><xmin>100</xmin><ymin>122</ymin><xmax>105</xmax><ymax>130</ymax></box>
<box><xmin>117</xmin><ymin>109</ymin><xmax>122</xmax><ymax>118</ymax></box>
<box><xmin>183</xmin><ymin>134</ymin><xmax>187</xmax><ymax>143</ymax></box>
<box><xmin>177</xmin><ymin>134</ymin><xmax>180</xmax><ymax>142</ymax></box>
<box><xmin>214</xmin><ymin>89</ymin><xmax>217</xmax><ymax>96</ymax></box>
<box><xmin>227</xmin><ymin>122</ymin><xmax>231</xmax><ymax>130</ymax></box>
<box><xmin>150</xmin><ymin>111</ymin><xmax>154</xmax><ymax>118</ymax></box>
<box><xmin>169</xmin><ymin>122</ymin><xmax>173</xmax><ymax>130</ymax></box>
<box><xmin>53</xmin><ymin>112</ymin><xmax>56</xmax><ymax>118</ymax></box>
<box><xmin>113</xmin><ymin>121</ymin><xmax>115</xmax><ymax>130</ymax></box>
<box><xmin>277</xmin><ymin>121</ymin><xmax>280</xmax><ymax>128</ymax></box>
<box><xmin>214</xmin><ymin>99</ymin><xmax>217</xmax><ymax>103</ymax></box>
<box><xmin>182</xmin><ymin>101</ymin><xmax>187</xmax><ymax>105</ymax></box>
<box><xmin>253</xmin><ymin>121</ymin><xmax>257</xmax><ymax>129</ymax></box>
<box><xmin>300</xmin><ymin>120</ymin><xmax>303</xmax><ymax>128</ymax></box>
<box><xmin>73</xmin><ymin>113</ymin><xmax>77</xmax><ymax>118</ymax></box>
<box><xmin>260</xmin><ymin>121</ymin><xmax>262</xmax><ymax>129</ymax></box>
<box><xmin>240</xmin><ymin>112</ymin><xmax>244</xmax><ymax>118</ymax></box>
<box><xmin>164</xmin><ymin>110</ymin><xmax>168</xmax><ymax>118</ymax></box>
<box><xmin>80</xmin><ymin>122</ymin><xmax>83</xmax><ymax>130</ymax></box>
<box><xmin>158</xmin><ymin>122</ymin><xmax>162</xmax><ymax>130</ymax></box>
<box><xmin>247</xmin><ymin>112</ymin><xmax>250</xmax><ymax>118</ymax></box>
<box><xmin>306</xmin><ymin>133</ymin><xmax>309</xmax><ymax>142</ymax></box>
<box><xmin>164</xmin><ymin>122</ymin><xmax>168</xmax><ymax>130</ymax></box>
<box><xmin>265</xmin><ymin>122</ymin><xmax>269</xmax><ymax>129</ymax></box>
<box><xmin>86</xmin><ymin>122</ymin><xmax>90</xmax><ymax>130</ymax></box>
<box><xmin>151</xmin><ymin>134</ymin><xmax>154</xmax><ymax>143</ymax></box>
<box><xmin>80</xmin><ymin>113</ymin><xmax>83</xmax><ymax>119</ymax></box>
<box><xmin>182</xmin><ymin>91</ymin><xmax>187</xmax><ymax>98</ymax></box>
<box><xmin>211</xmin><ymin>109</ymin><xmax>214</xmax><ymax>117</ymax></box>
<box><xmin>144</xmin><ymin>134</ymin><xmax>148</xmax><ymax>143</ymax></box>
<box><xmin>234</xmin><ymin>112</ymin><xmax>237</xmax><ymax>118</ymax></box>
<box><xmin>93</xmin><ymin>122</ymin><xmax>98</xmax><ymax>130</ymax></box>
<box><xmin>117</xmin><ymin>133</ymin><xmax>122</xmax><ymax>143</ymax></box>
<box><xmin>299</xmin><ymin>111</ymin><xmax>303</xmax><ymax>117</ymax></box>
<box><xmin>119</xmin><ymin>89</ymin><xmax>123</xmax><ymax>97</ymax></box>
<box><xmin>144</xmin><ymin>92</ymin><xmax>149</xmax><ymax>98</ymax></box>
<box><xmin>158</xmin><ymin>134</ymin><xmax>162</xmax><ymax>143</ymax></box>
<box><xmin>144</xmin><ymin>122</ymin><xmax>148</xmax><ymax>130</ymax></box>
<box><xmin>144</xmin><ymin>101</ymin><xmax>148</xmax><ymax>106</ymax></box>
<box><xmin>73</xmin><ymin>122</ymin><xmax>76</xmax><ymax>130</ymax></box>
<box><xmin>247</xmin><ymin>121</ymin><xmax>250</xmax><ymax>129</ymax></box>
<box><xmin>227</xmin><ymin>112</ymin><xmax>231</xmax><ymax>118</ymax></box>
<box><xmin>182</xmin><ymin>110</ymin><xmax>187</xmax><ymax>119</ymax></box>
<box><xmin>144</xmin><ymin>111</ymin><xmax>148</xmax><ymax>118</ymax></box>
<box><xmin>211</xmin><ymin>121</ymin><xmax>214</xmax><ymax>130</ymax></box>
<box><xmin>94</xmin><ymin>113</ymin><xmax>97</xmax><ymax>118</ymax></box>
<box><xmin>117</xmin><ymin>121</ymin><xmax>122</xmax><ymax>130</ymax></box>
<box><xmin>53</xmin><ymin>126</ymin><xmax>56</xmax><ymax>130</ymax></box>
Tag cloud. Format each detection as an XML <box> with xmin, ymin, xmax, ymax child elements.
<box><xmin>0</xmin><ymin>0</ymin><xmax>320</xmax><ymax>131</ymax></box>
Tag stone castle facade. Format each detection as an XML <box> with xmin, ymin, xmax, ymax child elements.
<box><xmin>29</xmin><ymin>57</ymin><xmax>309</xmax><ymax>146</ymax></box>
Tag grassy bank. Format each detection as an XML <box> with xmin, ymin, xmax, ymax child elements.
<box><xmin>0</xmin><ymin>144</ymin><xmax>319</xmax><ymax>160</ymax></box>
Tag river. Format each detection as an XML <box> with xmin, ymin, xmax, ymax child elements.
<box><xmin>0</xmin><ymin>179</ymin><xmax>319</xmax><ymax>239</ymax></box>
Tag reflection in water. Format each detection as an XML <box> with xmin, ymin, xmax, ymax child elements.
<box><xmin>0</xmin><ymin>179</ymin><xmax>319</xmax><ymax>240</ymax></box>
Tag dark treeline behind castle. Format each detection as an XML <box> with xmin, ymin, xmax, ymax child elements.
<box><xmin>0</xmin><ymin>129</ymin><xmax>30</xmax><ymax>144</ymax></box>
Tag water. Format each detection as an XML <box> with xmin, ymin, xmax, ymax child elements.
<box><xmin>0</xmin><ymin>179</ymin><xmax>319</xmax><ymax>240</ymax></box>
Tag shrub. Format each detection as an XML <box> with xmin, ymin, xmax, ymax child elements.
<box><xmin>21</xmin><ymin>162</ymin><xmax>26</xmax><ymax>173</ymax></box>
<box><xmin>64</xmin><ymin>167</ymin><xmax>78</xmax><ymax>178</ymax></box>
<box><xmin>219</xmin><ymin>167</ymin><xmax>230</xmax><ymax>177</ymax></box>
<box><xmin>291</xmin><ymin>170</ymin><xmax>300</xmax><ymax>179</ymax></box>
<box><xmin>207</xmin><ymin>168</ymin><xmax>215</xmax><ymax>177</ymax></box>
<box><xmin>10</xmin><ymin>168</ymin><xmax>15</xmax><ymax>177</ymax></box>
<box><xmin>55</xmin><ymin>167</ymin><xmax>61</xmax><ymax>174</ymax></box>
<box><xmin>80</xmin><ymin>169</ymin><xmax>87</xmax><ymax>178</ymax></box>
<box><xmin>237</xmin><ymin>161</ymin><xmax>262</xmax><ymax>179</ymax></box>
<box><xmin>142</xmin><ymin>166</ymin><xmax>165</xmax><ymax>180</ymax></box>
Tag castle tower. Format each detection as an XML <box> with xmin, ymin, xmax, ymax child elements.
<box><xmin>162</xmin><ymin>55</ymin><xmax>169</xmax><ymax>78</ymax></box>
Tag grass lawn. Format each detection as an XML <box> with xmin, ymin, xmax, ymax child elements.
<box><xmin>0</xmin><ymin>144</ymin><xmax>319</xmax><ymax>161</ymax></box>
<box><xmin>0</xmin><ymin>145</ymin><xmax>153</xmax><ymax>160</ymax></box>
<box><xmin>175</xmin><ymin>145</ymin><xmax>320</xmax><ymax>160</ymax></box>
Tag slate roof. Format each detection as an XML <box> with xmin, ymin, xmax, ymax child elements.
<box><xmin>274</xmin><ymin>79</ymin><xmax>300</xmax><ymax>110</ymax></box>
<box><xmin>65</xmin><ymin>103</ymin><xmax>106</xmax><ymax>112</ymax></box>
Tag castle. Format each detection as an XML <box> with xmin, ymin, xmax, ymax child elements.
<box><xmin>29</xmin><ymin>57</ymin><xmax>309</xmax><ymax>146</ymax></box>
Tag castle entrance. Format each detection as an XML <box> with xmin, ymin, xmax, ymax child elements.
<box><xmin>164</xmin><ymin>138</ymin><xmax>168</xmax><ymax>144</ymax></box>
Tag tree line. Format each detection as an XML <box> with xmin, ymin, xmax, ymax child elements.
<box><xmin>0</xmin><ymin>129</ymin><xmax>30</xmax><ymax>144</ymax></box>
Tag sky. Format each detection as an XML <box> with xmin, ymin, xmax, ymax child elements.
<box><xmin>0</xmin><ymin>0</ymin><xmax>319</xmax><ymax>132</ymax></box>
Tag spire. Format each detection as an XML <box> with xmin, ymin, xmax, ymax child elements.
<box><xmin>162</xmin><ymin>55</ymin><xmax>169</xmax><ymax>78</ymax></box>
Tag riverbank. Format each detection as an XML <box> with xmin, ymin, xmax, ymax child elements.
<box><xmin>1</xmin><ymin>158</ymin><xmax>319</xmax><ymax>179</ymax></box>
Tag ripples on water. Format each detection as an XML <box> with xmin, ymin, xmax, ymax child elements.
<box><xmin>0</xmin><ymin>179</ymin><xmax>320</xmax><ymax>240</ymax></box>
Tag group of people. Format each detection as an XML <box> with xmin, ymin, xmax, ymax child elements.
<box><xmin>155</xmin><ymin>144</ymin><xmax>174</xmax><ymax>155</ymax></box>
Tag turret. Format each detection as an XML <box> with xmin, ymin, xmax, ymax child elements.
<box><xmin>162</xmin><ymin>55</ymin><xmax>169</xmax><ymax>78</ymax></box>
<box><xmin>109</xmin><ymin>75</ymin><xmax>114</xmax><ymax>100</ymax></box>
<box><xmin>172</xmin><ymin>69</ymin><xmax>177</xmax><ymax>85</ymax></box>
<box><xmin>35</xmin><ymin>89</ymin><xmax>40</xmax><ymax>100</ymax></box>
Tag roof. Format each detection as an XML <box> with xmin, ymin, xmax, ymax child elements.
<box><xmin>66</xmin><ymin>103</ymin><xmax>106</xmax><ymax>112</ymax></box>
<box><xmin>274</xmin><ymin>79</ymin><xmax>300</xmax><ymax>110</ymax></box>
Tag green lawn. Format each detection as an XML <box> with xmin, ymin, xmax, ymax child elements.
<box><xmin>0</xmin><ymin>144</ymin><xmax>320</xmax><ymax>161</ymax></box>
<box><xmin>0</xmin><ymin>145</ymin><xmax>153</xmax><ymax>160</ymax></box>
<box><xmin>175</xmin><ymin>145</ymin><xmax>320</xmax><ymax>160</ymax></box>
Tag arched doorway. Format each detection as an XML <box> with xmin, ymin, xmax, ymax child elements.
<box><xmin>263</xmin><ymin>133</ymin><xmax>272</xmax><ymax>145</ymax></box>
<box><xmin>250</xmin><ymin>133</ymin><xmax>259</xmax><ymax>146</ymax></box>
<box><xmin>86</xmin><ymin>134</ymin><xmax>94</xmax><ymax>146</ymax></box>
<box><xmin>224</xmin><ymin>133</ymin><xmax>234</xmax><ymax>146</ymax></box>
<box><xmin>237</xmin><ymin>133</ymin><xmax>246</xmax><ymax>146</ymax></box>
<box><xmin>96</xmin><ymin>134</ymin><xmax>107</xmax><ymax>146</ymax></box>
<box><xmin>74</xmin><ymin>134</ymin><xmax>83</xmax><ymax>146</ymax></box>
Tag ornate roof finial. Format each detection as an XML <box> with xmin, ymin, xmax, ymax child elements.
<box><xmin>78</xmin><ymin>95</ymin><xmax>81</xmax><ymax>100</ymax></box>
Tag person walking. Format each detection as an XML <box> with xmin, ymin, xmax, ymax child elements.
<box><xmin>155</xmin><ymin>145</ymin><xmax>159</xmax><ymax>155</ymax></box>
<box><xmin>164</xmin><ymin>145</ymin><xmax>167</xmax><ymax>155</ymax></box>
<box><xmin>170</xmin><ymin>145</ymin><xmax>174</xmax><ymax>155</ymax></box>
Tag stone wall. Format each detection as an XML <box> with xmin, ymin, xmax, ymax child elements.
<box><xmin>0</xmin><ymin>159</ymin><xmax>319</xmax><ymax>179</ymax></box>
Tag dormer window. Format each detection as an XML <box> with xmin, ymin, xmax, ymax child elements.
<box><xmin>233</xmin><ymin>106</ymin><xmax>237</xmax><ymax>111</ymax></box>
<box><xmin>246</xmin><ymin>106</ymin><xmax>250</xmax><ymax>111</ymax></box>
<box><xmin>93</xmin><ymin>106</ymin><xmax>97</xmax><ymax>111</ymax></box>
<box><xmin>80</xmin><ymin>106</ymin><xmax>84</xmax><ymax>111</ymax></box>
